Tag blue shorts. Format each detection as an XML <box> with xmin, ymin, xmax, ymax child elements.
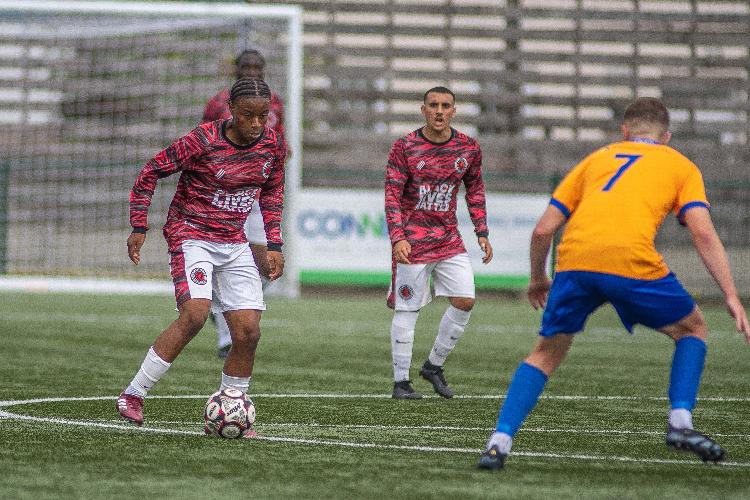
<box><xmin>540</xmin><ymin>271</ymin><xmax>695</xmax><ymax>336</ymax></box>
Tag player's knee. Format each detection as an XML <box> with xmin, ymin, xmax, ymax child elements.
<box><xmin>450</xmin><ymin>297</ymin><xmax>474</xmax><ymax>311</ymax></box>
<box><xmin>661</xmin><ymin>307</ymin><xmax>708</xmax><ymax>341</ymax></box>
<box><xmin>233</xmin><ymin>325</ymin><xmax>261</xmax><ymax>348</ymax></box>
<box><xmin>182</xmin><ymin>311</ymin><xmax>209</xmax><ymax>334</ymax></box>
<box><xmin>675</xmin><ymin>319</ymin><xmax>708</xmax><ymax>342</ymax></box>
<box><xmin>527</xmin><ymin>334</ymin><xmax>573</xmax><ymax>375</ymax></box>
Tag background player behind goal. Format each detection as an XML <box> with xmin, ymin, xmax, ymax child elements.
<box><xmin>385</xmin><ymin>86</ymin><xmax>493</xmax><ymax>400</ymax></box>
<box><xmin>202</xmin><ymin>49</ymin><xmax>287</xmax><ymax>359</ymax></box>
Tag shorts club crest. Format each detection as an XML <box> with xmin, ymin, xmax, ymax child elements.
<box><xmin>398</xmin><ymin>285</ymin><xmax>414</xmax><ymax>301</ymax></box>
<box><xmin>190</xmin><ymin>267</ymin><xmax>208</xmax><ymax>285</ymax></box>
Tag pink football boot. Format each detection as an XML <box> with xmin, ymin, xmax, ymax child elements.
<box><xmin>116</xmin><ymin>392</ymin><xmax>144</xmax><ymax>426</ymax></box>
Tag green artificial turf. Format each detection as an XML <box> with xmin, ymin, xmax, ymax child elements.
<box><xmin>1</xmin><ymin>291</ymin><xmax>749</xmax><ymax>499</ymax></box>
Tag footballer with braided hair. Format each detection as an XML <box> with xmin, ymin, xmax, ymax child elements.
<box><xmin>117</xmin><ymin>76</ymin><xmax>286</xmax><ymax>437</ymax></box>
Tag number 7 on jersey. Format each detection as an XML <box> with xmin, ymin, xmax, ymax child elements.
<box><xmin>602</xmin><ymin>154</ymin><xmax>641</xmax><ymax>192</ymax></box>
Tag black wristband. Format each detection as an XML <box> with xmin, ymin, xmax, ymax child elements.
<box><xmin>132</xmin><ymin>227</ymin><xmax>148</xmax><ymax>234</ymax></box>
<box><xmin>267</xmin><ymin>243</ymin><xmax>283</xmax><ymax>252</ymax></box>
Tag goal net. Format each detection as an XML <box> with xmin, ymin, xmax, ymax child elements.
<box><xmin>0</xmin><ymin>1</ymin><xmax>302</xmax><ymax>297</ymax></box>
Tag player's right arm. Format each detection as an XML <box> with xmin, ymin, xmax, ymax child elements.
<box><xmin>384</xmin><ymin>140</ymin><xmax>411</xmax><ymax>264</ymax></box>
<box><xmin>527</xmin><ymin>205</ymin><xmax>567</xmax><ymax>309</ymax></box>
<box><xmin>683</xmin><ymin>207</ymin><xmax>750</xmax><ymax>341</ymax></box>
<box><xmin>526</xmin><ymin>158</ymin><xmax>588</xmax><ymax>308</ymax></box>
<box><xmin>128</xmin><ymin>128</ymin><xmax>204</xmax><ymax>264</ymax></box>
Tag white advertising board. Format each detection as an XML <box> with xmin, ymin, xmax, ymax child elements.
<box><xmin>294</xmin><ymin>188</ymin><xmax>549</xmax><ymax>288</ymax></box>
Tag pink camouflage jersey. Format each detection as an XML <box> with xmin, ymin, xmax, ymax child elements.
<box><xmin>202</xmin><ymin>88</ymin><xmax>285</xmax><ymax>140</ymax></box>
<box><xmin>129</xmin><ymin>120</ymin><xmax>286</xmax><ymax>253</ymax></box>
<box><xmin>385</xmin><ymin>128</ymin><xmax>488</xmax><ymax>264</ymax></box>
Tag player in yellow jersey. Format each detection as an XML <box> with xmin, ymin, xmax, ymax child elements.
<box><xmin>478</xmin><ymin>97</ymin><xmax>750</xmax><ymax>470</ymax></box>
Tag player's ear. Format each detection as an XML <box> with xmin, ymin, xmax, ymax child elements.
<box><xmin>661</xmin><ymin>130</ymin><xmax>672</xmax><ymax>144</ymax></box>
<box><xmin>621</xmin><ymin>124</ymin><xmax>630</xmax><ymax>140</ymax></box>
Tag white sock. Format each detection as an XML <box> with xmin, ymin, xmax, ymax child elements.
<box><xmin>220</xmin><ymin>372</ymin><xmax>251</xmax><ymax>394</ymax></box>
<box><xmin>391</xmin><ymin>310</ymin><xmax>419</xmax><ymax>382</ymax></box>
<box><xmin>428</xmin><ymin>305</ymin><xmax>471</xmax><ymax>366</ymax></box>
<box><xmin>486</xmin><ymin>431</ymin><xmax>513</xmax><ymax>455</ymax></box>
<box><xmin>669</xmin><ymin>408</ymin><xmax>693</xmax><ymax>430</ymax></box>
<box><xmin>124</xmin><ymin>346</ymin><xmax>171</xmax><ymax>398</ymax></box>
<box><xmin>215</xmin><ymin>311</ymin><xmax>232</xmax><ymax>349</ymax></box>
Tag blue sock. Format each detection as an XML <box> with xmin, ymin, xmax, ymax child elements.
<box><xmin>668</xmin><ymin>336</ymin><xmax>707</xmax><ymax>411</ymax></box>
<box><xmin>495</xmin><ymin>362</ymin><xmax>549</xmax><ymax>437</ymax></box>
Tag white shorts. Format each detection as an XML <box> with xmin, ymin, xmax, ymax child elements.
<box><xmin>244</xmin><ymin>200</ymin><xmax>267</xmax><ymax>245</ymax></box>
<box><xmin>170</xmin><ymin>239</ymin><xmax>265</xmax><ymax>312</ymax></box>
<box><xmin>387</xmin><ymin>252</ymin><xmax>475</xmax><ymax>311</ymax></box>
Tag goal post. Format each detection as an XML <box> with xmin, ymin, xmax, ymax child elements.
<box><xmin>0</xmin><ymin>1</ymin><xmax>303</xmax><ymax>297</ymax></box>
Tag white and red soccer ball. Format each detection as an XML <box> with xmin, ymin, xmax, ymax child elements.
<box><xmin>203</xmin><ymin>388</ymin><xmax>256</xmax><ymax>439</ymax></box>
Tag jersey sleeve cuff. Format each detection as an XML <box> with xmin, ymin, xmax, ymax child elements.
<box><xmin>389</xmin><ymin>232</ymin><xmax>406</xmax><ymax>244</ymax></box>
<box><xmin>549</xmin><ymin>198</ymin><xmax>571</xmax><ymax>218</ymax></box>
<box><xmin>677</xmin><ymin>201</ymin><xmax>710</xmax><ymax>225</ymax></box>
<box><xmin>267</xmin><ymin>242</ymin><xmax>283</xmax><ymax>252</ymax></box>
<box><xmin>131</xmin><ymin>226</ymin><xmax>148</xmax><ymax>234</ymax></box>
<box><xmin>476</xmin><ymin>230</ymin><xmax>489</xmax><ymax>238</ymax></box>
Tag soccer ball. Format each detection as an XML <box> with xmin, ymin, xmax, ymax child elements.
<box><xmin>203</xmin><ymin>388</ymin><xmax>256</xmax><ymax>439</ymax></box>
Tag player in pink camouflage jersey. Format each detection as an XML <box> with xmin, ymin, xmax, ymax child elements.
<box><xmin>202</xmin><ymin>49</ymin><xmax>287</xmax><ymax>359</ymax></box>
<box><xmin>117</xmin><ymin>78</ymin><xmax>285</xmax><ymax>435</ymax></box>
<box><xmin>385</xmin><ymin>86</ymin><xmax>493</xmax><ymax>399</ymax></box>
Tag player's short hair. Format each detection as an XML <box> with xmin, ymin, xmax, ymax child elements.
<box><xmin>230</xmin><ymin>77</ymin><xmax>271</xmax><ymax>102</ymax></box>
<box><xmin>423</xmin><ymin>86</ymin><xmax>455</xmax><ymax>103</ymax></box>
<box><xmin>623</xmin><ymin>97</ymin><xmax>670</xmax><ymax>133</ymax></box>
<box><xmin>235</xmin><ymin>49</ymin><xmax>265</xmax><ymax>68</ymax></box>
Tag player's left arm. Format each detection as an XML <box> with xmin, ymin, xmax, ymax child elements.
<box><xmin>683</xmin><ymin>206</ymin><xmax>750</xmax><ymax>341</ymax></box>
<box><xmin>463</xmin><ymin>146</ymin><xmax>492</xmax><ymax>264</ymax></box>
<box><xmin>259</xmin><ymin>139</ymin><xmax>286</xmax><ymax>280</ymax></box>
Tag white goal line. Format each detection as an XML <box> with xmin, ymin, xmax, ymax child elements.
<box><xmin>2</xmin><ymin>409</ymin><xmax>748</xmax><ymax>469</ymax></box>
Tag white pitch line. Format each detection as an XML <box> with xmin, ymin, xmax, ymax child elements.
<box><xmin>2</xmin><ymin>402</ymin><xmax>750</xmax><ymax>468</ymax></box>
<box><xmin>3</xmin><ymin>393</ymin><xmax>750</xmax><ymax>409</ymax></box>
<box><xmin>45</xmin><ymin>418</ymin><xmax>750</xmax><ymax>439</ymax></box>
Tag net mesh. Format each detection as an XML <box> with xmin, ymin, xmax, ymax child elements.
<box><xmin>0</xmin><ymin>10</ymin><xmax>291</xmax><ymax>279</ymax></box>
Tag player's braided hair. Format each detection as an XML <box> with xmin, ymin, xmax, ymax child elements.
<box><xmin>230</xmin><ymin>77</ymin><xmax>272</xmax><ymax>103</ymax></box>
<box><xmin>235</xmin><ymin>49</ymin><xmax>265</xmax><ymax>68</ymax></box>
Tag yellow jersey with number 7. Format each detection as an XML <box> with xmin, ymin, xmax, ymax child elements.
<box><xmin>550</xmin><ymin>140</ymin><xmax>709</xmax><ymax>280</ymax></box>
